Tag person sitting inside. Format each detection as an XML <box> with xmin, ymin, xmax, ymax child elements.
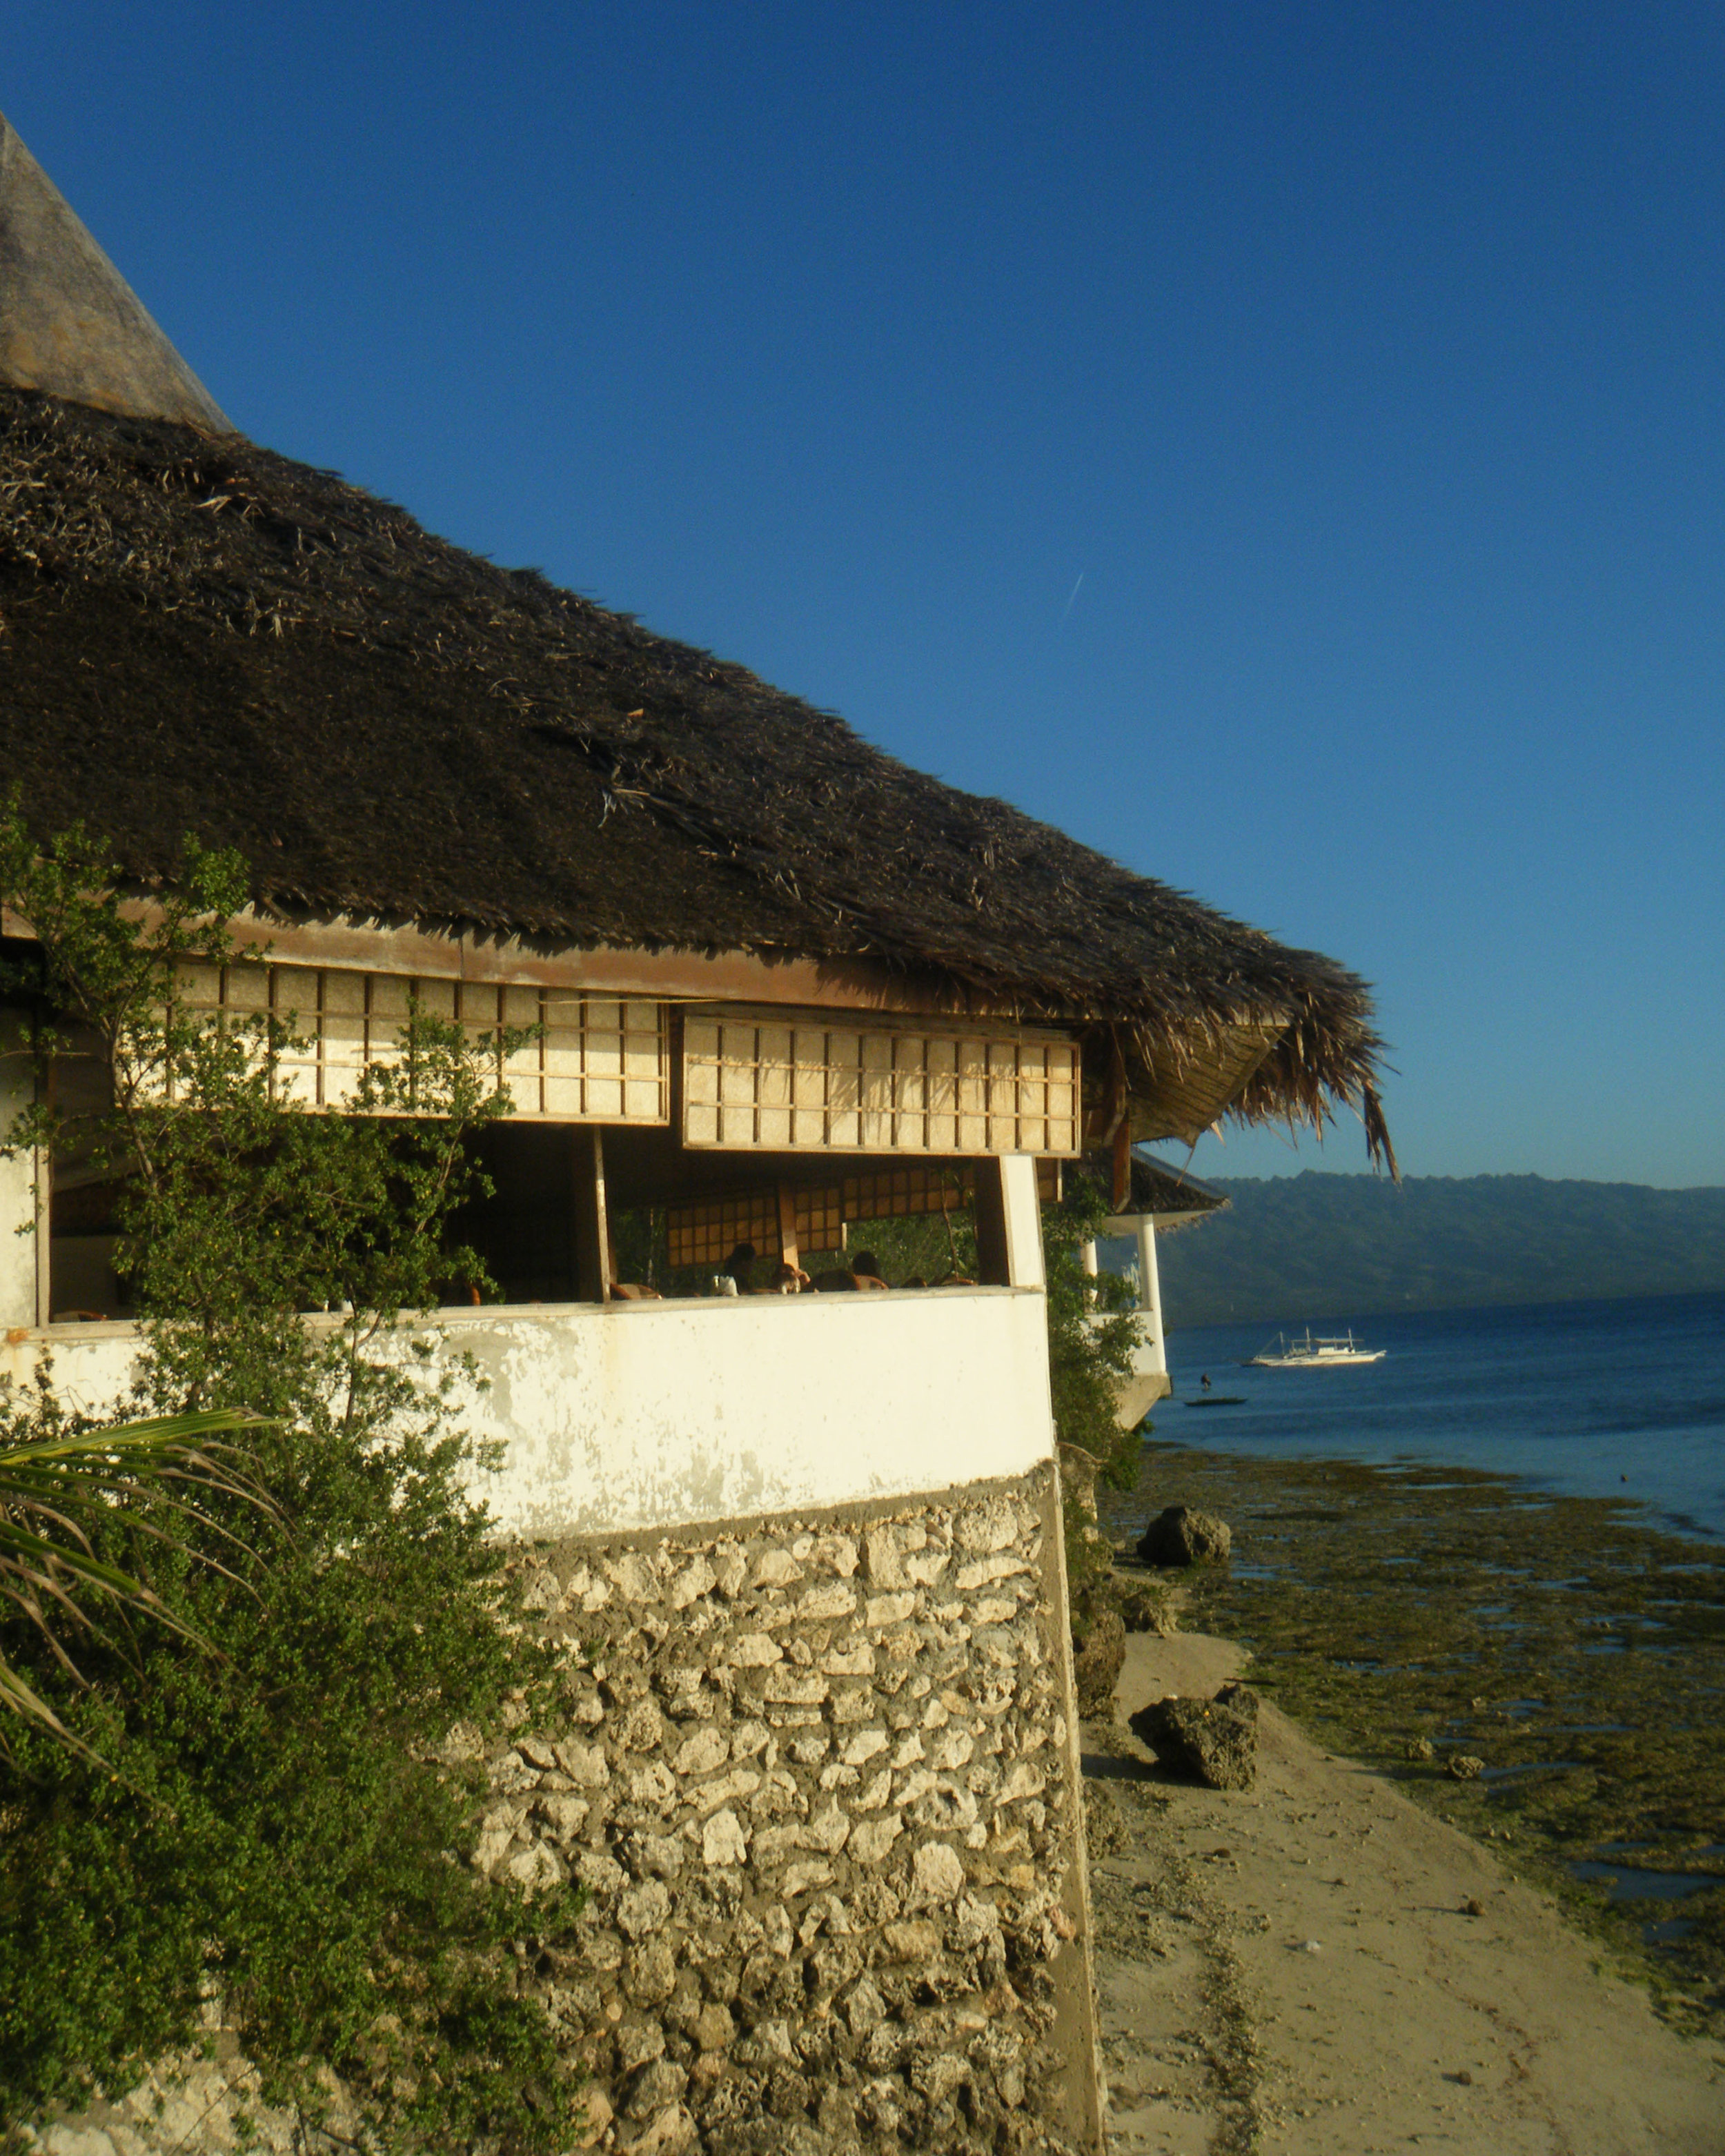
<box><xmin>811</xmin><ymin>1249</ymin><xmax>893</xmax><ymax>1292</ymax></box>
<box><xmin>717</xmin><ymin>1241</ymin><xmax>758</xmax><ymax>1294</ymax></box>
<box><xmin>770</xmin><ymin>1260</ymin><xmax>811</xmax><ymax>1293</ymax></box>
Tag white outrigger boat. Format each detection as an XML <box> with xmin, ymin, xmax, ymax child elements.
<box><xmin>1245</xmin><ymin>1328</ymin><xmax>1386</xmax><ymax>1368</ymax></box>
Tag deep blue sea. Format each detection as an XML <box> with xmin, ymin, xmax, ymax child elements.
<box><xmin>1156</xmin><ymin>1288</ymin><xmax>1725</xmax><ymax>1541</ymax></box>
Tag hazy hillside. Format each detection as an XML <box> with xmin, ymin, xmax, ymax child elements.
<box><xmin>1106</xmin><ymin>1173</ymin><xmax>1725</xmax><ymax>1329</ymax></box>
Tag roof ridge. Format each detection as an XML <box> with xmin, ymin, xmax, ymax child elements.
<box><xmin>0</xmin><ymin>111</ymin><xmax>230</xmax><ymax>433</ymax></box>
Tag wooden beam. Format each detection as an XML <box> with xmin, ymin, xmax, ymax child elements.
<box><xmin>573</xmin><ymin>1125</ymin><xmax>612</xmax><ymax>1304</ymax></box>
<box><xmin>30</xmin><ymin>904</ymin><xmax>1010</xmax><ymax>1019</ymax></box>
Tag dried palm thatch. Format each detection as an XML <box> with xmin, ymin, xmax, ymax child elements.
<box><xmin>0</xmin><ymin>387</ymin><xmax>1394</xmax><ymax>1167</ymax></box>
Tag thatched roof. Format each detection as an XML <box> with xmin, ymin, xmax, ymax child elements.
<box><xmin>0</xmin><ymin>377</ymin><xmax>1394</xmax><ymax>1165</ymax></box>
<box><xmin>0</xmin><ymin>114</ymin><xmax>230</xmax><ymax>433</ymax></box>
<box><xmin>1092</xmin><ymin>1151</ymin><xmax>1229</xmax><ymax>1229</ymax></box>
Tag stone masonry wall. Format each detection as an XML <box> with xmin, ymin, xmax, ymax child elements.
<box><xmin>488</xmin><ymin>1463</ymin><xmax>1099</xmax><ymax>2155</ymax></box>
<box><xmin>21</xmin><ymin>1466</ymin><xmax>1101</xmax><ymax>2156</ymax></box>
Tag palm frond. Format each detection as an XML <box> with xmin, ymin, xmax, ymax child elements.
<box><xmin>0</xmin><ymin>1407</ymin><xmax>271</xmax><ymax>1759</ymax></box>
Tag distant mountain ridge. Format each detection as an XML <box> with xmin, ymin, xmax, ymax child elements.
<box><xmin>1113</xmin><ymin>1172</ymin><xmax>1725</xmax><ymax>1329</ymax></box>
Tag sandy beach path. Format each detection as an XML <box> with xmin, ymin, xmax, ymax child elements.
<box><xmin>1088</xmin><ymin>1633</ymin><xmax>1725</xmax><ymax>2155</ymax></box>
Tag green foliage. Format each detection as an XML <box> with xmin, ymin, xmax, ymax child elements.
<box><xmin>0</xmin><ymin>809</ymin><xmax>582</xmax><ymax>2148</ymax></box>
<box><xmin>1041</xmin><ymin>1174</ymin><xmax>1143</xmax><ymax>1607</ymax></box>
<box><xmin>839</xmin><ymin>1190</ymin><xmax>978</xmax><ymax>1288</ymax></box>
<box><xmin>1042</xmin><ymin>1176</ymin><xmax>1141</xmax><ymax>1482</ymax></box>
<box><xmin>0</xmin><ymin>1405</ymin><xmax>265</xmax><ymax>1757</ymax></box>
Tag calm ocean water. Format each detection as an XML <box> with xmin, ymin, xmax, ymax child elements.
<box><xmin>1155</xmin><ymin>1288</ymin><xmax>1725</xmax><ymax>1541</ymax></box>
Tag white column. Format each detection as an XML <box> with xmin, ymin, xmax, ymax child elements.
<box><xmin>0</xmin><ymin>1011</ymin><xmax>43</xmax><ymax>1330</ymax></box>
<box><xmin>998</xmin><ymin>1154</ymin><xmax>1046</xmax><ymax>1289</ymax></box>
<box><xmin>1136</xmin><ymin>1217</ymin><xmax>1165</xmax><ymax>1376</ymax></box>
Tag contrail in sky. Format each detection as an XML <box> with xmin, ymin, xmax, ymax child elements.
<box><xmin>1060</xmin><ymin>572</ymin><xmax>1085</xmax><ymax>624</ymax></box>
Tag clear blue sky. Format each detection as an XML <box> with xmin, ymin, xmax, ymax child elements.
<box><xmin>10</xmin><ymin>3</ymin><xmax>1723</xmax><ymax>1185</ymax></box>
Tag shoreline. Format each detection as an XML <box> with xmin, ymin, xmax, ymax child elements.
<box><xmin>1084</xmin><ymin>1631</ymin><xmax>1725</xmax><ymax>2153</ymax></box>
<box><xmin>1098</xmin><ymin>1441</ymin><xmax>1725</xmax><ymax>2045</ymax></box>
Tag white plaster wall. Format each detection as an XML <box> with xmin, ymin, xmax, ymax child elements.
<box><xmin>0</xmin><ymin>1289</ymin><xmax>1057</xmax><ymax>1539</ymax></box>
<box><xmin>0</xmin><ymin>1320</ymin><xmax>137</xmax><ymax>1414</ymax></box>
<box><xmin>433</xmin><ymin>1288</ymin><xmax>1055</xmax><ymax>1537</ymax></box>
<box><xmin>1116</xmin><ymin>1315</ymin><xmax>1174</xmax><ymax>1426</ymax></box>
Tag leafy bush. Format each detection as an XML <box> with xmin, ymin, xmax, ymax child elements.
<box><xmin>1041</xmin><ymin>1175</ymin><xmax>1143</xmax><ymax>1608</ymax></box>
<box><xmin>0</xmin><ymin>813</ymin><xmax>582</xmax><ymax>2148</ymax></box>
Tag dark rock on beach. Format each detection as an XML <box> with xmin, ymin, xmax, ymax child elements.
<box><xmin>1132</xmin><ymin>1682</ymin><xmax>1260</xmax><ymax>1790</ymax></box>
<box><xmin>1138</xmin><ymin>1505</ymin><xmax>1232</xmax><ymax>1567</ymax></box>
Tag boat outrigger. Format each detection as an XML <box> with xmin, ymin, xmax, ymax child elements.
<box><xmin>1245</xmin><ymin>1328</ymin><xmax>1386</xmax><ymax>1368</ymax></box>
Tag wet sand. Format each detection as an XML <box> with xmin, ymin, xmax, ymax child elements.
<box><xmin>1087</xmin><ymin>1633</ymin><xmax>1725</xmax><ymax>2154</ymax></box>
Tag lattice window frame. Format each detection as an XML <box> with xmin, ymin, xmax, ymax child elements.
<box><xmin>665</xmin><ymin>1192</ymin><xmax>783</xmax><ymax>1271</ymax></box>
<box><xmin>665</xmin><ymin>1159</ymin><xmax>1063</xmax><ymax>1268</ymax></box>
<box><xmin>170</xmin><ymin>962</ymin><xmax>669</xmax><ymax>1123</ymax></box>
<box><xmin>681</xmin><ymin>1011</ymin><xmax>1081</xmax><ymax>1157</ymax></box>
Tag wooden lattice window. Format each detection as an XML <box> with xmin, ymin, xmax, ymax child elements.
<box><xmin>170</xmin><ymin>963</ymin><xmax>669</xmax><ymax>1122</ymax></box>
<box><xmin>794</xmin><ymin>1182</ymin><xmax>846</xmax><ymax>1251</ymax></box>
<box><xmin>834</xmin><ymin>1159</ymin><xmax>1061</xmax><ymax>1222</ymax></box>
<box><xmin>836</xmin><ymin>1163</ymin><xmax>969</xmax><ymax>1223</ymax></box>
<box><xmin>664</xmin><ymin>1159</ymin><xmax>1062</xmax><ymax>1268</ymax></box>
<box><xmin>681</xmin><ymin>1012</ymin><xmax>1081</xmax><ymax>1156</ymax></box>
<box><xmin>664</xmin><ymin>1192</ymin><xmax>782</xmax><ymax>1271</ymax></box>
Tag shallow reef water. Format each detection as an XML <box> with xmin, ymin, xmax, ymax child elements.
<box><xmin>1101</xmin><ymin>1441</ymin><xmax>1725</xmax><ymax>2038</ymax></box>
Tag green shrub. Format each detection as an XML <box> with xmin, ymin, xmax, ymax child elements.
<box><xmin>0</xmin><ymin>811</ymin><xmax>582</xmax><ymax>2149</ymax></box>
<box><xmin>1042</xmin><ymin>1174</ymin><xmax>1143</xmax><ymax>1605</ymax></box>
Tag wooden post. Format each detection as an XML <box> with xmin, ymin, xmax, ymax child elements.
<box><xmin>573</xmin><ymin>1125</ymin><xmax>611</xmax><ymax>1304</ymax></box>
<box><xmin>775</xmin><ymin>1183</ymin><xmax>800</xmax><ymax>1275</ymax></box>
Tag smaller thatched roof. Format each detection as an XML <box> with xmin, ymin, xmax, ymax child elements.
<box><xmin>0</xmin><ymin>111</ymin><xmax>230</xmax><ymax>433</ymax></box>
<box><xmin>1082</xmin><ymin>1150</ymin><xmax>1229</xmax><ymax>1231</ymax></box>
